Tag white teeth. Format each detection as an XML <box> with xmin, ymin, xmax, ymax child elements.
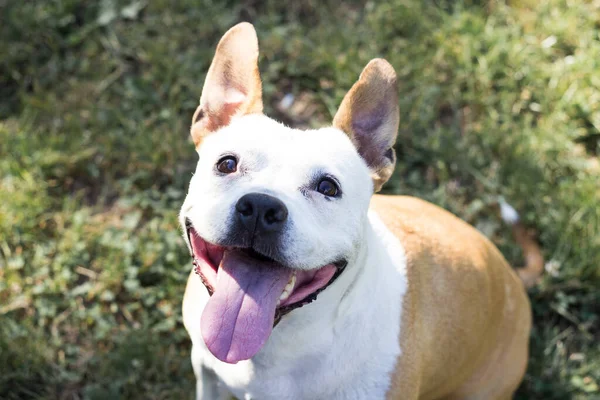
<box><xmin>276</xmin><ymin>272</ymin><xmax>296</xmax><ymax>306</ymax></box>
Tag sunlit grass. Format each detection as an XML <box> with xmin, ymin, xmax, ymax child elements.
<box><xmin>1</xmin><ymin>0</ymin><xmax>598</xmax><ymax>398</ymax></box>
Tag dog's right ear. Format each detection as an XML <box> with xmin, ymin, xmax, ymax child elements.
<box><xmin>191</xmin><ymin>22</ymin><xmax>263</xmax><ymax>147</ymax></box>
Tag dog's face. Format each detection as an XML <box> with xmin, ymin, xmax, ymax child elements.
<box><xmin>180</xmin><ymin>23</ymin><xmax>399</xmax><ymax>364</ymax></box>
<box><xmin>182</xmin><ymin>115</ymin><xmax>372</xmax><ymax>270</ymax></box>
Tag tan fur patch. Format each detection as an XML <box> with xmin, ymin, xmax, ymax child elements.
<box><xmin>369</xmin><ymin>195</ymin><xmax>531</xmax><ymax>399</ymax></box>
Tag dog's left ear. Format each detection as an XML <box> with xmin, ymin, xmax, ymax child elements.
<box><xmin>333</xmin><ymin>59</ymin><xmax>399</xmax><ymax>192</ymax></box>
<box><xmin>191</xmin><ymin>22</ymin><xmax>263</xmax><ymax>147</ymax></box>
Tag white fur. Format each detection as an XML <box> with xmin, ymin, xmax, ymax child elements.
<box><xmin>184</xmin><ymin>211</ymin><xmax>407</xmax><ymax>400</ymax></box>
<box><xmin>180</xmin><ymin>114</ymin><xmax>407</xmax><ymax>399</ymax></box>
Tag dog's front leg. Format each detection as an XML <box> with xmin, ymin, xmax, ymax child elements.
<box><xmin>192</xmin><ymin>346</ymin><xmax>232</xmax><ymax>400</ymax></box>
<box><xmin>195</xmin><ymin>365</ymin><xmax>232</xmax><ymax>400</ymax></box>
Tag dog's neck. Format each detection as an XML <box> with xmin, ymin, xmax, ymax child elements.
<box><xmin>198</xmin><ymin>209</ymin><xmax>408</xmax><ymax>399</ymax></box>
<box><xmin>250</xmin><ymin>210</ymin><xmax>407</xmax><ymax>388</ymax></box>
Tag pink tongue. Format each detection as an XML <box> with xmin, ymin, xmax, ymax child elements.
<box><xmin>200</xmin><ymin>250</ymin><xmax>292</xmax><ymax>364</ymax></box>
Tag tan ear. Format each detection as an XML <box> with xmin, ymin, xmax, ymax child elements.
<box><xmin>333</xmin><ymin>59</ymin><xmax>399</xmax><ymax>192</ymax></box>
<box><xmin>191</xmin><ymin>22</ymin><xmax>263</xmax><ymax>147</ymax></box>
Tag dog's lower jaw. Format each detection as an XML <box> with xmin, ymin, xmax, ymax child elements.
<box><xmin>184</xmin><ymin>213</ymin><xmax>408</xmax><ymax>400</ymax></box>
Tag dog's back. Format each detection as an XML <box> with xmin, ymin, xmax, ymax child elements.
<box><xmin>371</xmin><ymin>195</ymin><xmax>531</xmax><ymax>399</ymax></box>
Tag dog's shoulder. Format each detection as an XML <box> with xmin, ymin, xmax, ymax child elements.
<box><xmin>371</xmin><ymin>194</ymin><xmax>528</xmax><ymax>399</ymax></box>
<box><xmin>370</xmin><ymin>194</ymin><xmax>508</xmax><ymax>274</ymax></box>
<box><xmin>369</xmin><ymin>193</ymin><xmax>520</xmax><ymax>310</ymax></box>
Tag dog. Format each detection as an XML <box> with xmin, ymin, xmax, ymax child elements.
<box><xmin>180</xmin><ymin>22</ymin><xmax>543</xmax><ymax>400</ymax></box>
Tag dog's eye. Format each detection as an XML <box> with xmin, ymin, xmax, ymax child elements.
<box><xmin>316</xmin><ymin>178</ymin><xmax>339</xmax><ymax>197</ymax></box>
<box><xmin>216</xmin><ymin>156</ymin><xmax>237</xmax><ymax>174</ymax></box>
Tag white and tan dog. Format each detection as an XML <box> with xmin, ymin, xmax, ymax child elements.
<box><xmin>180</xmin><ymin>23</ymin><xmax>543</xmax><ymax>400</ymax></box>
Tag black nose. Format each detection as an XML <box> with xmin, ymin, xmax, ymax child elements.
<box><xmin>235</xmin><ymin>193</ymin><xmax>288</xmax><ymax>234</ymax></box>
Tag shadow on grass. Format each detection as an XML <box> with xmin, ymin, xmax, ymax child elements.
<box><xmin>0</xmin><ymin>322</ymin><xmax>194</xmax><ymax>400</ymax></box>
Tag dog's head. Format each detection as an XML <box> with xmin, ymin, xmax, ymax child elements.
<box><xmin>180</xmin><ymin>23</ymin><xmax>399</xmax><ymax>364</ymax></box>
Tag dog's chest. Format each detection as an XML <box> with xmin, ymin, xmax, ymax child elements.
<box><xmin>205</xmin><ymin>299</ymin><xmax>404</xmax><ymax>400</ymax></box>
<box><xmin>189</xmin><ymin>212</ymin><xmax>408</xmax><ymax>400</ymax></box>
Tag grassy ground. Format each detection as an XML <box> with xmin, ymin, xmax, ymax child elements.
<box><xmin>1</xmin><ymin>0</ymin><xmax>599</xmax><ymax>399</ymax></box>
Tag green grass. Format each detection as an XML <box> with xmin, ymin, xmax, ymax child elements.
<box><xmin>1</xmin><ymin>0</ymin><xmax>599</xmax><ymax>398</ymax></box>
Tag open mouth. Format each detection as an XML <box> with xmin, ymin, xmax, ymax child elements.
<box><xmin>185</xmin><ymin>220</ymin><xmax>346</xmax><ymax>364</ymax></box>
